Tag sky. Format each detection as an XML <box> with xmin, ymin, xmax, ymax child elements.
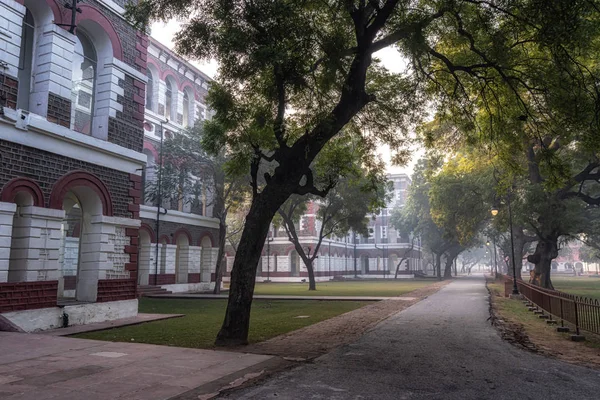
<box><xmin>150</xmin><ymin>21</ymin><xmax>421</xmax><ymax>175</ymax></box>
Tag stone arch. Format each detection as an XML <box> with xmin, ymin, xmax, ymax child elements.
<box><xmin>77</xmin><ymin>5</ymin><xmax>123</xmax><ymax>60</ymax></box>
<box><xmin>159</xmin><ymin>235</ymin><xmax>171</xmax><ymax>245</ymax></box>
<box><xmin>199</xmin><ymin>232</ymin><xmax>215</xmax><ymax>248</ymax></box>
<box><xmin>140</xmin><ymin>223</ymin><xmax>156</xmax><ymax>243</ymax></box>
<box><xmin>174</xmin><ymin>228</ymin><xmax>193</xmax><ymax>246</ymax></box>
<box><xmin>50</xmin><ymin>171</ymin><xmax>113</xmax><ymax>216</ymax></box>
<box><xmin>1</xmin><ymin>177</ymin><xmax>44</xmax><ymax>207</ymax></box>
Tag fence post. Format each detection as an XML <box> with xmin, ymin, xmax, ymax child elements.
<box><xmin>574</xmin><ymin>300</ymin><xmax>581</xmax><ymax>336</ymax></box>
<box><xmin>560</xmin><ymin>298</ymin><xmax>564</xmax><ymax>327</ymax></box>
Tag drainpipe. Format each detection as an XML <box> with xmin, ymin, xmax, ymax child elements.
<box><xmin>154</xmin><ymin>119</ymin><xmax>168</xmax><ymax>284</ymax></box>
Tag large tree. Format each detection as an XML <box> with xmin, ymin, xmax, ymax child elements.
<box><xmin>130</xmin><ymin>0</ymin><xmax>596</xmax><ymax>344</ymax></box>
<box><xmin>277</xmin><ymin>166</ymin><xmax>388</xmax><ymax>290</ymax></box>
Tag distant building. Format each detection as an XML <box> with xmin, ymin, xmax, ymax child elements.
<box><xmin>224</xmin><ymin>173</ymin><xmax>423</xmax><ymax>282</ymax></box>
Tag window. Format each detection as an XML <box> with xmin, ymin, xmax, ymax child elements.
<box><xmin>71</xmin><ymin>31</ymin><xmax>97</xmax><ymax>135</ymax></box>
<box><xmin>17</xmin><ymin>9</ymin><xmax>35</xmax><ymax>111</ymax></box>
<box><xmin>145</xmin><ymin>70</ymin><xmax>153</xmax><ymax>110</ymax></box>
<box><xmin>368</xmin><ymin>228</ymin><xmax>374</xmax><ymax>239</ymax></box>
<box><xmin>381</xmin><ymin>226</ymin><xmax>388</xmax><ymax>239</ymax></box>
<box><xmin>165</xmin><ymin>80</ymin><xmax>173</xmax><ymax>120</ymax></box>
<box><xmin>183</xmin><ymin>91</ymin><xmax>190</xmax><ymax>127</ymax></box>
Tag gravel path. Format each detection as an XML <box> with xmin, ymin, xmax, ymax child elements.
<box><xmin>224</xmin><ymin>276</ymin><xmax>600</xmax><ymax>399</ymax></box>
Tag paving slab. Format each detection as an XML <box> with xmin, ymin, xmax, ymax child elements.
<box><xmin>149</xmin><ymin>293</ymin><xmax>417</xmax><ymax>301</ymax></box>
<box><xmin>39</xmin><ymin>313</ymin><xmax>184</xmax><ymax>336</ymax></box>
<box><xmin>0</xmin><ymin>332</ymin><xmax>273</xmax><ymax>400</ymax></box>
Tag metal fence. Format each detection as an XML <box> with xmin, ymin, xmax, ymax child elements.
<box><xmin>504</xmin><ymin>277</ymin><xmax>600</xmax><ymax>336</ymax></box>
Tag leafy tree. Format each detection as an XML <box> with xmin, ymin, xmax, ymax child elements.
<box><xmin>277</xmin><ymin>167</ymin><xmax>388</xmax><ymax>291</ymax></box>
<box><xmin>128</xmin><ymin>0</ymin><xmax>597</xmax><ymax>344</ymax></box>
<box><xmin>417</xmin><ymin>1</ymin><xmax>600</xmax><ymax>288</ymax></box>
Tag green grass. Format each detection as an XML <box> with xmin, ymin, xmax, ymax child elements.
<box><xmin>552</xmin><ymin>277</ymin><xmax>600</xmax><ymax>301</ymax></box>
<box><xmin>247</xmin><ymin>280</ymin><xmax>434</xmax><ymax>297</ymax></box>
<box><xmin>73</xmin><ymin>298</ymin><xmax>369</xmax><ymax>349</ymax></box>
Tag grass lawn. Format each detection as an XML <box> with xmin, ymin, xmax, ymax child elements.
<box><xmin>247</xmin><ymin>280</ymin><xmax>435</xmax><ymax>297</ymax></box>
<box><xmin>74</xmin><ymin>298</ymin><xmax>369</xmax><ymax>349</ymax></box>
<box><xmin>552</xmin><ymin>277</ymin><xmax>600</xmax><ymax>301</ymax></box>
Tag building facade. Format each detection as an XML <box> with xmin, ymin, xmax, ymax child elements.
<box><xmin>138</xmin><ymin>38</ymin><xmax>220</xmax><ymax>293</ymax></box>
<box><xmin>0</xmin><ymin>0</ymin><xmax>219</xmax><ymax>332</ymax></box>
<box><xmin>224</xmin><ymin>173</ymin><xmax>424</xmax><ymax>282</ymax></box>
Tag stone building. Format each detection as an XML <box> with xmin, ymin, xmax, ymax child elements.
<box><xmin>0</xmin><ymin>0</ymin><xmax>219</xmax><ymax>331</ymax></box>
<box><xmin>138</xmin><ymin>38</ymin><xmax>219</xmax><ymax>293</ymax></box>
<box><xmin>224</xmin><ymin>173</ymin><xmax>423</xmax><ymax>282</ymax></box>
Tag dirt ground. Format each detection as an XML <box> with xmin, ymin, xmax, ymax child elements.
<box><xmin>487</xmin><ymin>279</ymin><xmax>600</xmax><ymax>369</ymax></box>
<box><xmin>239</xmin><ymin>280</ymin><xmax>451</xmax><ymax>360</ymax></box>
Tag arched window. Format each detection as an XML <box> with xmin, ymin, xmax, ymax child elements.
<box><xmin>17</xmin><ymin>8</ymin><xmax>35</xmax><ymax>111</ymax></box>
<box><xmin>165</xmin><ymin>80</ymin><xmax>173</xmax><ymax>120</ymax></box>
<box><xmin>71</xmin><ymin>31</ymin><xmax>97</xmax><ymax>135</ymax></box>
<box><xmin>182</xmin><ymin>91</ymin><xmax>190</xmax><ymax>127</ymax></box>
<box><xmin>145</xmin><ymin>70</ymin><xmax>154</xmax><ymax>111</ymax></box>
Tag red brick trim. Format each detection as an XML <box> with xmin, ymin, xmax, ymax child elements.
<box><xmin>188</xmin><ymin>273</ymin><xmax>200</xmax><ymax>283</ymax></box>
<box><xmin>139</xmin><ymin>224</ymin><xmax>156</xmax><ymax>243</ymax></box>
<box><xmin>49</xmin><ymin>171</ymin><xmax>113</xmax><ymax>216</ymax></box>
<box><xmin>96</xmin><ymin>279</ymin><xmax>136</xmax><ymax>303</ymax></box>
<box><xmin>1</xmin><ymin>177</ymin><xmax>45</xmax><ymax>207</ymax></box>
<box><xmin>148</xmin><ymin>274</ymin><xmax>175</xmax><ymax>286</ymax></box>
<box><xmin>129</xmin><ymin>174</ymin><xmax>142</xmax><ymax>219</ymax></box>
<box><xmin>77</xmin><ymin>5</ymin><xmax>124</xmax><ymax>60</ymax></box>
<box><xmin>0</xmin><ymin>281</ymin><xmax>58</xmax><ymax>313</ymax></box>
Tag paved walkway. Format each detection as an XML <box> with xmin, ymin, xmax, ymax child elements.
<box><xmin>226</xmin><ymin>277</ymin><xmax>600</xmax><ymax>399</ymax></box>
<box><xmin>0</xmin><ymin>333</ymin><xmax>273</xmax><ymax>399</ymax></box>
<box><xmin>39</xmin><ymin>313</ymin><xmax>184</xmax><ymax>336</ymax></box>
<box><xmin>149</xmin><ymin>294</ymin><xmax>416</xmax><ymax>301</ymax></box>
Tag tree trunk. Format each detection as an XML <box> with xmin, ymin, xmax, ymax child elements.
<box><xmin>443</xmin><ymin>256</ymin><xmax>453</xmax><ymax>279</ymax></box>
<box><xmin>527</xmin><ymin>237</ymin><xmax>558</xmax><ymax>290</ymax></box>
<box><xmin>435</xmin><ymin>253</ymin><xmax>442</xmax><ymax>280</ymax></box>
<box><xmin>215</xmin><ymin>192</ymin><xmax>282</xmax><ymax>346</ymax></box>
<box><xmin>306</xmin><ymin>259</ymin><xmax>316</xmax><ymax>291</ymax></box>
<box><xmin>212</xmin><ymin>215</ymin><xmax>227</xmax><ymax>295</ymax></box>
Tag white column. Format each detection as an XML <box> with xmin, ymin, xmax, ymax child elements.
<box><xmin>93</xmin><ymin>59</ymin><xmax>125</xmax><ymax>140</ymax></box>
<box><xmin>277</xmin><ymin>255</ymin><xmax>289</xmax><ymax>273</ymax></box>
<box><xmin>188</xmin><ymin>245</ymin><xmax>202</xmax><ymax>275</ymax></box>
<box><xmin>162</xmin><ymin>244</ymin><xmax>177</xmax><ymax>275</ymax></box>
<box><xmin>9</xmin><ymin>206</ymin><xmax>64</xmax><ymax>282</ymax></box>
<box><xmin>201</xmin><ymin>248</ymin><xmax>218</xmax><ymax>282</ymax></box>
<box><xmin>138</xmin><ymin>243</ymin><xmax>153</xmax><ymax>285</ymax></box>
<box><xmin>177</xmin><ymin>244</ymin><xmax>190</xmax><ymax>283</ymax></box>
<box><xmin>29</xmin><ymin>24</ymin><xmax>76</xmax><ymax>117</ymax></box>
<box><xmin>0</xmin><ymin>0</ymin><xmax>25</xmax><ymax>81</ymax></box>
<box><xmin>0</xmin><ymin>202</ymin><xmax>17</xmax><ymax>283</ymax></box>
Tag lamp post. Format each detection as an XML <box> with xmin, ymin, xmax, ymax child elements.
<box><xmin>491</xmin><ymin>192</ymin><xmax>519</xmax><ymax>295</ymax></box>
<box><xmin>267</xmin><ymin>237</ymin><xmax>273</xmax><ymax>282</ymax></box>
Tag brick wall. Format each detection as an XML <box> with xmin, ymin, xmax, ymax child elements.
<box><xmin>0</xmin><ymin>73</ymin><xmax>18</xmax><ymax>110</ymax></box>
<box><xmin>96</xmin><ymin>278</ymin><xmax>137</xmax><ymax>302</ymax></box>
<box><xmin>46</xmin><ymin>93</ymin><xmax>71</xmax><ymax>128</ymax></box>
<box><xmin>141</xmin><ymin>218</ymin><xmax>218</xmax><ymax>246</ymax></box>
<box><xmin>149</xmin><ymin>274</ymin><xmax>175</xmax><ymax>285</ymax></box>
<box><xmin>0</xmin><ymin>141</ymin><xmax>132</xmax><ymax>217</ymax></box>
<box><xmin>0</xmin><ymin>281</ymin><xmax>58</xmax><ymax>313</ymax></box>
<box><xmin>108</xmin><ymin>75</ymin><xmax>144</xmax><ymax>152</ymax></box>
<box><xmin>188</xmin><ymin>273</ymin><xmax>200</xmax><ymax>283</ymax></box>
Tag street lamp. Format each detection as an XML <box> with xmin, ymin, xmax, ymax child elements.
<box><xmin>267</xmin><ymin>237</ymin><xmax>274</xmax><ymax>282</ymax></box>
<box><xmin>491</xmin><ymin>195</ymin><xmax>519</xmax><ymax>295</ymax></box>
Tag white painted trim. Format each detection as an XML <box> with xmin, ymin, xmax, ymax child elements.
<box><xmin>1</xmin><ymin>0</ymin><xmax>25</xmax><ymax>14</ymax></box>
<box><xmin>108</xmin><ymin>57</ymin><xmax>148</xmax><ymax>83</ymax></box>
<box><xmin>0</xmin><ymin>109</ymin><xmax>146</xmax><ymax>174</ymax></box>
<box><xmin>0</xmin><ymin>202</ymin><xmax>17</xmax><ymax>214</ymax></box>
<box><xmin>140</xmin><ymin>205</ymin><xmax>219</xmax><ymax>229</ymax></box>
<box><xmin>91</xmin><ymin>215</ymin><xmax>142</xmax><ymax>227</ymax></box>
<box><xmin>97</xmin><ymin>0</ymin><xmax>125</xmax><ymax>15</ymax></box>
